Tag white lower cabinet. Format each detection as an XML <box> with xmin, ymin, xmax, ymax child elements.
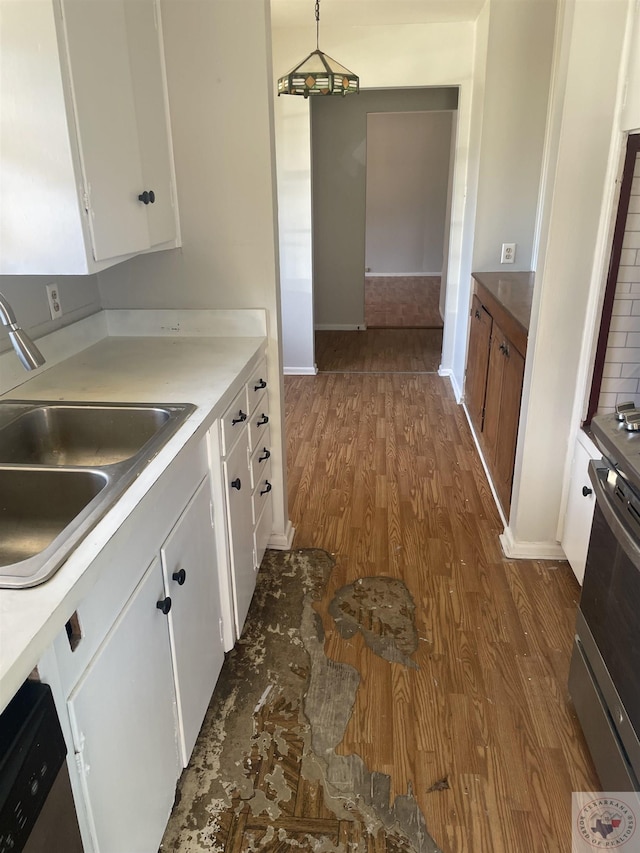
<box><xmin>161</xmin><ymin>478</ymin><xmax>224</xmax><ymax>765</ymax></box>
<box><xmin>68</xmin><ymin>557</ymin><xmax>181</xmax><ymax>853</ymax></box>
<box><xmin>224</xmin><ymin>428</ymin><xmax>255</xmax><ymax>636</ymax></box>
<box><xmin>215</xmin><ymin>355</ymin><xmax>274</xmax><ymax>639</ymax></box>
<box><xmin>562</xmin><ymin>430</ymin><xmax>599</xmax><ymax>584</ymax></box>
<box><xmin>48</xmin><ymin>440</ymin><xmax>226</xmax><ymax>853</ymax></box>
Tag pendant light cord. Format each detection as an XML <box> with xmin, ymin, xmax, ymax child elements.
<box><xmin>315</xmin><ymin>0</ymin><xmax>320</xmax><ymax>50</ymax></box>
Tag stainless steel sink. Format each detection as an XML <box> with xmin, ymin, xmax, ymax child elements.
<box><xmin>0</xmin><ymin>401</ymin><xmax>195</xmax><ymax>588</ymax></box>
<box><xmin>0</xmin><ymin>466</ymin><xmax>109</xmax><ymax>564</ymax></box>
<box><xmin>0</xmin><ymin>404</ymin><xmax>173</xmax><ymax>466</ymax></box>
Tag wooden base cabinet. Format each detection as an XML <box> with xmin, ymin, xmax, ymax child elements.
<box><xmin>465</xmin><ymin>286</ymin><xmax>527</xmax><ymax>515</ymax></box>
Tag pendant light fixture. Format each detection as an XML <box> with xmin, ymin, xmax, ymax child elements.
<box><xmin>277</xmin><ymin>0</ymin><xmax>359</xmax><ymax>98</ymax></box>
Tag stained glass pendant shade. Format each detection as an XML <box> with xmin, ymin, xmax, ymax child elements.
<box><xmin>277</xmin><ymin>0</ymin><xmax>359</xmax><ymax>97</ymax></box>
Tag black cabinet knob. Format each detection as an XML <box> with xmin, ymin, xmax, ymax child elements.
<box><xmin>257</xmin><ymin>414</ymin><xmax>269</xmax><ymax>426</ymax></box>
<box><xmin>232</xmin><ymin>410</ymin><xmax>247</xmax><ymax>425</ymax></box>
<box><xmin>138</xmin><ymin>190</ymin><xmax>156</xmax><ymax>205</ymax></box>
<box><xmin>231</xmin><ymin>477</ymin><xmax>242</xmax><ymax>490</ymax></box>
<box><xmin>475</xmin><ymin>310</ymin><xmax>480</xmax><ymax>319</ymax></box>
<box><xmin>254</xmin><ymin>379</ymin><xmax>267</xmax><ymax>391</ymax></box>
<box><xmin>259</xmin><ymin>448</ymin><xmax>271</xmax><ymax>463</ymax></box>
<box><xmin>260</xmin><ymin>480</ymin><xmax>272</xmax><ymax>496</ymax></box>
<box><xmin>172</xmin><ymin>568</ymin><xmax>186</xmax><ymax>585</ymax></box>
<box><xmin>582</xmin><ymin>486</ymin><xmax>593</xmax><ymax>497</ymax></box>
<box><xmin>156</xmin><ymin>596</ymin><xmax>172</xmax><ymax>615</ymax></box>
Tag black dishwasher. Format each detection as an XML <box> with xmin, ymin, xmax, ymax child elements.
<box><xmin>0</xmin><ymin>680</ymin><xmax>83</xmax><ymax>853</ymax></box>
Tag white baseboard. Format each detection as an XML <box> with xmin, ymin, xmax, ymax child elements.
<box><xmin>268</xmin><ymin>520</ymin><xmax>295</xmax><ymax>551</ymax></box>
<box><xmin>283</xmin><ymin>365</ymin><xmax>318</xmax><ymax>375</ymax></box>
<box><xmin>314</xmin><ymin>324</ymin><xmax>366</xmax><ymax>331</ymax></box>
<box><xmin>365</xmin><ymin>272</ymin><xmax>442</xmax><ymax>278</ymax></box>
<box><xmin>499</xmin><ymin>527</ymin><xmax>566</xmax><ymax>561</ymax></box>
<box><xmin>441</xmin><ymin>368</ymin><xmax>463</xmax><ymax>404</ymax></box>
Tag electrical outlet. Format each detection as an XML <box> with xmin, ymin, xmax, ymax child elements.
<box><xmin>46</xmin><ymin>284</ymin><xmax>63</xmax><ymax>319</ymax></box>
<box><xmin>501</xmin><ymin>243</ymin><xmax>516</xmax><ymax>264</ymax></box>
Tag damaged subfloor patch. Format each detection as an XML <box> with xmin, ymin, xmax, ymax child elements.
<box><xmin>160</xmin><ymin>550</ymin><xmax>441</xmax><ymax>853</ymax></box>
<box><xmin>328</xmin><ymin>577</ymin><xmax>419</xmax><ymax>670</ymax></box>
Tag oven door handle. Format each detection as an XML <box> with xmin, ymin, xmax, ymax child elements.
<box><xmin>589</xmin><ymin>459</ymin><xmax>640</xmax><ymax>570</ymax></box>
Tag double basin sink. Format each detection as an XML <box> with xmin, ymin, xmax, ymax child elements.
<box><xmin>0</xmin><ymin>401</ymin><xmax>195</xmax><ymax>588</ymax></box>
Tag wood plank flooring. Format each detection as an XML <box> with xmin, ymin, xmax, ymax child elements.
<box><xmin>284</xmin><ymin>370</ymin><xmax>599</xmax><ymax>852</ymax></box>
<box><xmin>365</xmin><ymin>276</ymin><xmax>443</xmax><ymax>328</ymax></box>
<box><xmin>316</xmin><ymin>328</ymin><xmax>442</xmax><ymax>373</ymax></box>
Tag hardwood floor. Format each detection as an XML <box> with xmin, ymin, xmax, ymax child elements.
<box><xmin>365</xmin><ymin>276</ymin><xmax>443</xmax><ymax>328</ymax></box>
<box><xmin>284</xmin><ymin>371</ymin><xmax>599</xmax><ymax>852</ymax></box>
<box><xmin>316</xmin><ymin>328</ymin><xmax>442</xmax><ymax>373</ymax></box>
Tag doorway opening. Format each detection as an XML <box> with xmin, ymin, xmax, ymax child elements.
<box><xmin>310</xmin><ymin>90</ymin><xmax>457</xmax><ymax>374</ymax></box>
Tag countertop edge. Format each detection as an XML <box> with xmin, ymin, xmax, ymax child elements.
<box><xmin>0</xmin><ymin>333</ymin><xmax>267</xmax><ymax>712</ymax></box>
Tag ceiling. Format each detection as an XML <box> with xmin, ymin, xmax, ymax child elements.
<box><xmin>270</xmin><ymin>0</ymin><xmax>486</xmax><ymax>29</ymax></box>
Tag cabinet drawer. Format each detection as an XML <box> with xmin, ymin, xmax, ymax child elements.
<box><xmin>247</xmin><ymin>359</ymin><xmax>269</xmax><ymax>415</ymax></box>
<box><xmin>221</xmin><ymin>386</ymin><xmax>249</xmax><ymax>456</ymax></box>
<box><xmin>253</xmin><ymin>493</ymin><xmax>273</xmax><ymax>570</ymax></box>
<box><xmin>250</xmin><ymin>429</ymin><xmax>272</xmax><ymax>489</ymax></box>
<box><xmin>252</xmin><ymin>459</ymin><xmax>273</xmax><ymax>525</ymax></box>
<box><xmin>52</xmin><ymin>438</ymin><xmax>208</xmax><ymax>696</ymax></box>
<box><xmin>248</xmin><ymin>404</ymin><xmax>270</xmax><ymax>452</ymax></box>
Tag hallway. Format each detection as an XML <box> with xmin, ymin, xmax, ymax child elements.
<box><xmin>284</xmin><ymin>370</ymin><xmax>598</xmax><ymax>851</ymax></box>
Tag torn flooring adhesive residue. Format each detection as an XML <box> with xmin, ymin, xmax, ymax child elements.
<box><xmin>328</xmin><ymin>576</ymin><xmax>420</xmax><ymax>670</ymax></box>
<box><xmin>160</xmin><ymin>549</ymin><xmax>441</xmax><ymax>853</ymax></box>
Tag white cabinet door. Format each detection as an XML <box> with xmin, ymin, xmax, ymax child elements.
<box><xmin>161</xmin><ymin>478</ymin><xmax>224</xmax><ymax>766</ymax></box>
<box><xmin>68</xmin><ymin>557</ymin><xmax>180</xmax><ymax>853</ymax></box>
<box><xmin>0</xmin><ymin>0</ymin><xmax>178</xmax><ymax>274</ymax></box>
<box><xmin>61</xmin><ymin>0</ymin><xmax>150</xmax><ymax>261</ymax></box>
<box><xmin>224</xmin><ymin>432</ymin><xmax>256</xmax><ymax>636</ymax></box>
<box><xmin>562</xmin><ymin>434</ymin><xmax>597</xmax><ymax>585</ymax></box>
<box><xmin>123</xmin><ymin>0</ymin><xmax>176</xmax><ymax>248</ymax></box>
<box><xmin>61</xmin><ymin>0</ymin><xmax>176</xmax><ymax>260</ymax></box>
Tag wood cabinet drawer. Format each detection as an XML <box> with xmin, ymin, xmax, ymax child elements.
<box><xmin>246</xmin><ymin>359</ymin><xmax>269</xmax><ymax>415</ymax></box>
<box><xmin>221</xmin><ymin>386</ymin><xmax>249</xmax><ymax>456</ymax></box>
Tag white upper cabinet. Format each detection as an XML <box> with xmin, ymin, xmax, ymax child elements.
<box><xmin>0</xmin><ymin>0</ymin><xmax>179</xmax><ymax>275</ymax></box>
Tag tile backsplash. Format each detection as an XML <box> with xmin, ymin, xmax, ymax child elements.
<box><xmin>599</xmin><ymin>153</ymin><xmax>640</xmax><ymax>414</ymax></box>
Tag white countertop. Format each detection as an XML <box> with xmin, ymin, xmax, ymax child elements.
<box><xmin>0</xmin><ymin>330</ymin><xmax>266</xmax><ymax>711</ymax></box>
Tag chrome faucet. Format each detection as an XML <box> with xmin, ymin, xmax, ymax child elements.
<box><xmin>0</xmin><ymin>292</ymin><xmax>46</xmax><ymax>371</ymax></box>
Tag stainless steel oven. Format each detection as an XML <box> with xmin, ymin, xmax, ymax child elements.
<box><xmin>569</xmin><ymin>408</ymin><xmax>640</xmax><ymax>791</ymax></box>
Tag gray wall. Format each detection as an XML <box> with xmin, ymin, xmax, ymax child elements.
<box><xmin>365</xmin><ymin>111</ymin><xmax>452</xmax><ymax>275</ymax></box>
<box><xmin>0</xmin><ymin>274</ymin><xmax>102</xmax><ymax>358</ymax></box>
<box><xmin>312</xmin><ymin>87</ymin><xmax>458</xmax><ymax>329</ymax></box>
<box><xmin>472</xmin><ymin>0</ymin><xmax>556</xmax><ymax>271</ymax></box>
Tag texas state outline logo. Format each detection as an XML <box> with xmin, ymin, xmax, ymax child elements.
<box><xmin>573</xmin><ymin>793</ymin><xmax>638</xmax><ymax>850</ymax></box>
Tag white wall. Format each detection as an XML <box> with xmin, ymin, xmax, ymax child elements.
<box><xmin>0</xmin><ymin>275</ymin><xmax>101</xmax><ymax>359</ymax></box>
<box><xmin>472</xmin><ymin>0</ymin><xmax>557</xmax><ymax>272</ymax></box>
<box><xmin>272</xmin><ymin>20</ymin><xmax>482</xmax><ymax>375</ymax></box>
<box><xmin>312</xmin><ymin>88</ymin><xmax>457</xmax><ymax>330</ymax></box>
<box><xmin>96</xmin><ymin>0</ymin><xmax>290</xmax><ymax>545</ymax></box>
<box><xmin>276</xmin><ymin>97</ymin><xmax>315</xmax><ymax>374</ymax></box>
<box><xmin>365</xmin><ymin>111</ymin><xmax>453</xmax><ymax>275</ymax></box>
<box><xmin>505</xmin><ymin>0</ymin><xmax>631</xmax><ymax>556</ymax></box>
